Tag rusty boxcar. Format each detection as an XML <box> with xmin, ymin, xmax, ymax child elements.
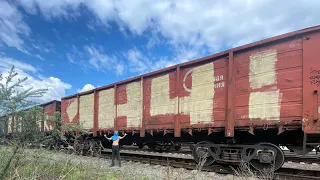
<box><xmin>61</xmin><ymin>25</ymin><xmax>320</xmax><ymax>171</ymax></box>
<box><xmin>2</xmin><ymin>100</ymin><xmax>61</xmax><ymax>136</ymax></box>
<box><xmin>39</xmin><ymin>100</ymin><xmax>61</xmax><ymax>132</ymax></box>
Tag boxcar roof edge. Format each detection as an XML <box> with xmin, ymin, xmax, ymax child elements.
<box><xmin>62</xmin><ymin>24</ymin><xmax>320</xmax><ymax>100</ymax></box>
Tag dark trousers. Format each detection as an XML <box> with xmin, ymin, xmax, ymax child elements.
<box><xmin>111</xmin><ymin>145</ymin><xmax>121</xmax><ymax>166</ymax></box>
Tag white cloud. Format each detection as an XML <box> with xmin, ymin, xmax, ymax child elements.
<box><xmin>84</xmin><ymin>0</ymin><xmax>320</xmax><ymax>51</ymax></box>
<box><xmin>66</xmin><ymin>45</ymin><xmax>84</xmax><ymax>64</ymax></box>
<box><xmin>35</xmin><ymin>54</ymin><xmax>45</xmax><ymax>60</ymax></box>
<box><xmin>0</xmin><ymin>57</ymin><xmax>37</xmax><ymax>73</ymax></box>
<box><xmin>0</xmin><ymin>56</ymin><xmax>71</xmax><ymax>103</ymax></box>
<box><xmin>85</xmin><ymin>45</ymin><xmax>125</xmax><ymax>76</ymax></box>
<box><xmin>17</xmin><ymin>0</ymin><xmax>84</xmax><ymax>21</ymax></box>
<box><xmin>8</xmin><ymin>0</ymin><xmax>320</xmax><ymax>75</ymax></box>
<box><xmin>124</xmin><ymin>47</ymin><xmax>201</xmax><ymax>74</ymax></box>
<box><xmin>0</xmin><ymin>1</ymin><xmax>31</xmax><ymax>53</ymax></box>
<box><xmin>77</xmin><ymin>84</ymin><xmax>95</xmax><ymax>93</ymax></box>
<box><xmin>15</xmin><ymin>0</ymin><xmax>320</xmax><ymax>54</ymax></box>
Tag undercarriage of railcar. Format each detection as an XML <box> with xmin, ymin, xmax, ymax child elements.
<box><xmin>63</xmin><ymin>127</ymin><xmax>320</xmax><ymax>172</ymax></box>
<box><xmin>186</xmin><ymin>128</ymin><xmax>320</xmax><ymax>171</ymax></box>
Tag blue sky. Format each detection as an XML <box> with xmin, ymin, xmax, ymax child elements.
<box><xmin>0</xmin><ymin>0</ymin><xmax>319</xmax><ymax>103</ymax></box>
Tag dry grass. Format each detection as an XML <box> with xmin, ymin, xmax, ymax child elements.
<box><xmin>0</xmin><ymin>146</ymin><xmax>148</xmax><ymax>180</ymax></box>
<box><xmin>231</xmin><ymin>162</ymin><xmax>276</xmax><ymax>180</ymax></box>
<box><xmin>1</xmin><ymin>144</ymin><xmax>279</xmax><ymax>180</ymax></box>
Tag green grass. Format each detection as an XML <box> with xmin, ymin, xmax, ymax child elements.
<box><xmin>0</xmin><ymin>146</ymin><xmax>148</xmax><ymax>180</ymax></box>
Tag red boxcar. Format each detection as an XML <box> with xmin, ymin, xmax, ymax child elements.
<box><xmin>4</xmin><ymin>100</ymin><xmax>61</xmax><ymax>135</ymax></box>
<box><xmin>61</xmin><ymin>25</ymin><xmax>320</xmax><ymax>171</ymax></box>
<box><xmin>39</xmin><ymin>100</ymin><xmax>61</xmax><ymax>132</ymax></box>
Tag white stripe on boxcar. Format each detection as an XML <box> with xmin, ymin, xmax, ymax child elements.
<box><xmin>43</xmin><ymin>114</ymin><xmax>51</xmax><ymax>131</ymax></box>
<box><xmin>79</xmin><ymin>93</ymin><xmax>94</xmax><ymax>129</ymax></box>
<box><xmin>249</xmin><ymin>90</ymin><xmax>281</xmax><ymax>120</ymax></box>
<box><xmin>248</xmin><ymin>50</ymin><xmax>281</xmax><ymax>120</ymax></box>
<box><xmin>98</xmin><ymin>88</ymin><xmax>115</xmax><ymax>129</ymax></box>
<box><xmin>118</xmin><ymin>81</ymin><xmax>142</xmax><ymax>127</ymax></box>
<box><xmin>249</xmin><ymin>50</ymin><xmax>277</xmax><ymax>89</ymax></box>
<box><xmin>150</xmin><ymin>74</ymin><xmax>178</xmax><ymax>116</ymax></box>
<box><xmin>180</xmin><ymin>63</ymin><xmax>215</xmax><ymax>124</ymax></box>
<box><xmin>8</xmin><ymin>116</ymin><xmax>12</xmax><ymax>133</ymax></box>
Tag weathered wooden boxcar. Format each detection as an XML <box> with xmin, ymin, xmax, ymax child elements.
<box><xmin>2</xmin><ymin>100</ymin><xmax>61</xmax><ymax>136</ymax></box>
<box><xmin>61</xmin><ymin>25</ymin><xmax>320</xmax><ymax>171</ymax></box>
<box><xmin>39</xmin><ymin>100</ymin><xmax>61</xmax><ymax>132</ymax></box>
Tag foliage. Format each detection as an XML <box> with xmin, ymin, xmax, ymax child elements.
<box><xmin>0</xmin><ymin>65</ymin><xmax>48</xmax><ymax>179</ymax></box>
<box><xmin>0</xmin><ymin>66</ymin><xmax>47</xmax><ymax>117</ymax></box>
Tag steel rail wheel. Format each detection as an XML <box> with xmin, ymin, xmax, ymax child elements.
<box><xmin>250</xmin><ymin>143</ymin><xmax>285</xmax><ymax>171</ymax></box>
<box><xmin>191</xmin><ymin>141</ymin><xmax>215</xmax><ymax>166</ymax></box>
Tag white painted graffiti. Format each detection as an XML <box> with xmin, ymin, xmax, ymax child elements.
<box><xmin>214</xmin><ymin>82</ymin><xmax>225</xmax><ymax>89</ymax></box>
<box><xmin>241</xmin><ymin>115</ymin><xmax>249</xmax><ymax>119</ymax></box>
<box><xmin>182</xmin><ymin>68</ymin><xmax>225</xmax><ymax>92</ymax></box>
<box><xmin>183</xmin><ymin>69</ymin><xmax>193</xmax><ymax>93</ymax></box>
<box><xmin>215</xmin><ymin>75</ymin><xmax>224</xmax><ymax>81</ymax></box>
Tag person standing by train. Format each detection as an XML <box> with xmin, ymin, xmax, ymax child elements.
<box><xmin>104</xmin><ymin>130</ymin><xmax>127</xmax><ymax>167</ymax></box>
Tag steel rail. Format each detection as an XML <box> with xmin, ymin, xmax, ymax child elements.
<box><xmin>119</xmin><ymin>146</ymin><xmax>320</xmax><ymax>165</ymax></box>
<box><xmin>99</xmin><ymin>150</ymin><xmax>320</xmax><ymax>180</ymax></box>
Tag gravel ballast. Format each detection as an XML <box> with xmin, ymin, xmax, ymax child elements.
<box><xmin>20</xmin><ymin>148</ymin><xmax>320</xmax><ymax>180</ymax></box>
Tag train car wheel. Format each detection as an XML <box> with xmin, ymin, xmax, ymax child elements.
<box><xmin>192</xmin><ymin>141</ymin><xmax>215</xmax><ymax>166</ymax></box>
<box><xmin>250</xmin><ymin>143</ymin><xmax>284</xmax><ymax>171</ymax></box>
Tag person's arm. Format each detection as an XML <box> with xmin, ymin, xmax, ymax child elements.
<box><xmin>104</xmin><ymin>134</ymin><xmax>112</xmax><ymax>141</ymax></box>
<box><xmin>119</xmin><ymin>133</ymin><xmax>127</xmax><ymax>139</ymax></box>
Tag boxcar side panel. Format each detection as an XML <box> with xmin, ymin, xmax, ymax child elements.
<box><xmin>98</xmin><ymin>88</ymin><xmax>115</xmax><ymax>129</ymax></box>
<box><xmin>117</xmin><ymin>81</ymin><xmax>142</xmax><ymax>129</ymax></box>
<box><xmin>144</xmin><ymin>71</ymin><xmax>177</xmax><ymax>130</ymax></box>
<box><xmin>79</xmin><ymin>93</ymin><xmax>94</xmax><ymax>130</ymax></box>
<box><xmin>62</xmin><ymin>97</ymin><xmax>79</xmax><ymax>125</ymax></box>
<box><xmin>179</xmin><ymin>58</ymin><xmax>228</xmax><ymax>129</ymax></box>
<box><xmin>303</xmin><ymin>31</ymin><xmax>320</xmax><ymax>134</ymax></box>
<box><xmin>42</xmin><ymin>101</ymin><xmax>59</xmax><ymax>131</ymax></box>
<box><xmin>234</xmin><ymin>37</ymin><xmax>303</xmax><ymax>128</ymax></box>
<box><xmin>60</xmin><ymin>26</ymin><xmax>320</xmax><ymax>137</ymax></box>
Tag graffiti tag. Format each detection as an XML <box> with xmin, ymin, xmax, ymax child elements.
<box><xmin>310</xmin><ymin>69</ymin><xmax>320</xmax><ymax>86</ymax></box>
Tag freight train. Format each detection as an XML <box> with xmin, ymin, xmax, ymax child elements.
<box><xmin>2</xmin><ymin>25</ymin><xmax>320</xmax><ymax>171</ymax></box>
<box><xmin>0</xmin><ymin>100</ymin><xmax>61</xmax><ymax>137</ymax></box>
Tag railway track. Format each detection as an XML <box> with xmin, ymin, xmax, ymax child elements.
<box><xmin>100</xmin><ymin>149</ymin><xmax>320</xmax><ymax>180</ymax></box>
<box><xmin>119</xmin><ymin>145</ymin><xmax>320</xmax><ymax>165</ymax></box>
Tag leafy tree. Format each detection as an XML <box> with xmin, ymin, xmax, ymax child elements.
<box><xmin>0</xmin><ymin>66</ymin><xmax>47</xmax><ymax>117</ymax></box>
<box><xmin>0</xmin><ymin>65</ymin><xmax>48</xmax><ymax>179</ymax></box>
